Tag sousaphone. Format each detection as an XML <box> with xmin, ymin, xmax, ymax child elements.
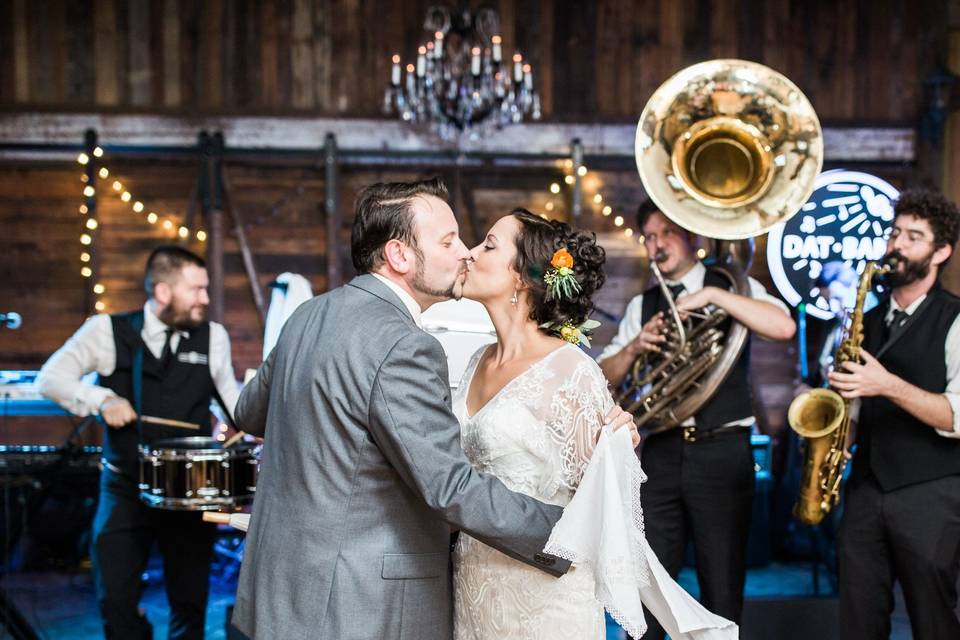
<box><xmin>621</xmin><ymin>59</ymin><xmax>822</xmax><ymax>433</ymax></box>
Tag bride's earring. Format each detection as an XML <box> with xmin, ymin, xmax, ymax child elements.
<box><xmin>510</xmin><ymin>289</ymin><xmax>519</xmax><ymax>306</ymax></box>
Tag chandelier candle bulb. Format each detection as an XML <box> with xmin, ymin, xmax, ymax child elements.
<box><xmin>417</xmin><ymin>46</ymin><xmax>426</xmax><ymax>77</ymax></box>
<box><xmin>523</xmin><ymin>64</ymin><xmax>533</xmax><ymax>90</ymax></box>
<box><xmin>513</xmin><ymin>54</ymin><xmax>523</xmax><ymax>82</ymax></box>
<box><xmin>434</xmin><ymin>32</ymin><xmax>443</xmax><ymax>58</ymax></box>
<box><xmin>492</xmin><ymin>36</ymin><xmax>502</xmax><ymax>62</ymax></box>
<box><xmin>471</xmin><ymin>48</ymin><xmax>481</xmax><ymax>75</ymax></box>
<box><xmin>391</xmin><ymin>55</ymin><xmax>401</xmax><ymax>85</ymax></box>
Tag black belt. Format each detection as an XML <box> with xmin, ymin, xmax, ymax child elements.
<box><xmin>673</xmin><ymin>425</ymin><xmax>752</xmax><ymax>443</ymax></box>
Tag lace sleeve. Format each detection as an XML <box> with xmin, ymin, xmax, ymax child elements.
<box><xmin>541</xmin><ymin>346</ymin><xmax>615</xmax><ymax>494</ymax></box>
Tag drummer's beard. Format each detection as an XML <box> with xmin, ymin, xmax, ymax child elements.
<box><xmin>158</xmin><ymin>296</ymin><xmax>207</xmax><ymax>330</ymax></box>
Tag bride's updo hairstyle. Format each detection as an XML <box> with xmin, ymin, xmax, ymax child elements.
<box><xmin>511</xmin><ymin>208</ymin><xmax>606</xmax><ymax>331</ymax></box>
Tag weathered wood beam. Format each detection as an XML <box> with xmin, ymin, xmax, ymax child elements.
<box><xmin>0</xmin><ymin>113</ymin><xmax>915</xmax><ymax>163</ymax></box>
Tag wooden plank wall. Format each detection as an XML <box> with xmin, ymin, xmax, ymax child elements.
<box><xmin>0</xmin><ymin>0</ymin><xmax>948</xmax><ymax>123</ymax></box>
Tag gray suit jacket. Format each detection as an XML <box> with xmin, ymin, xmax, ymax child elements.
<box><xmin>232</xmin><ymin>274</ymin><xmax>569</xmax><ymax>640</ymax></box>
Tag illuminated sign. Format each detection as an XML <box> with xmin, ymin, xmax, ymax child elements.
<box><xmin>766</xmin><ymin>170</ymin><xmax>899</xmax><ymax>320</ymax></box>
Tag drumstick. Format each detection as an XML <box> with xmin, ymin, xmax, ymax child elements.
<box><xmin>203</xmin><ymin>511</ymin><xmax>250</xmax><ymax>532</ymax></box>
<box><xmin>140</xmin><ymin>415</ymin><xmax>202</xmax><ymax>430</ymax></box>
<box><xmin>222</xmin><ymin>430</ymin><xmax>247</xmax><ymax>448</ymax></box>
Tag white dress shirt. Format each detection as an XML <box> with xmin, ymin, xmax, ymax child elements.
<box><xmin>372</xmin><ymin>273</ymin><xmax>423</xmax><ymax>327</ymax></box>
<box><xmin>883</xmin><ymin>293</ymin><xmax>960</xmax><ymax>438</ymax></box>
<box><xmin>597</xmin><ymin>261</ymin><xmax>790</xmax><ymax>428</ymax></box>
<box><xmin>37</xmin><ymin>302</ymin><xmax>240</xmax><ymax>419</ymax></box>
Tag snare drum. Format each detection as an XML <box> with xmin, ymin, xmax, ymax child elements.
<box><xmin>138</xmin><ymin>437</ymin><xmax>258</xmax><ymax>511</ymax></box>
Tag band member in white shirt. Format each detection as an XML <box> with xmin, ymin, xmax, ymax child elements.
<box><xmin>598</xmin><ymin>200</ymin><xmax>795</xmax><ymax>638</ymax></box>
<box><xmin>38</xmin><ymin>246</ymin><xmax>240</xmax><ymax>639</ymax></box>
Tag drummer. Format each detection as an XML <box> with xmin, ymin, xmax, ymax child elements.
<box><xmin>38</xmin><ymin>245</ymin><xmax>240</xmax><ymax>639</ymax></box>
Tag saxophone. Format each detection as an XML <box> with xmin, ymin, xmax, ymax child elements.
<box><xmin>788</xmin><ymin>256</ymin><xmax>898</xmax><ymax>525</ymax></box>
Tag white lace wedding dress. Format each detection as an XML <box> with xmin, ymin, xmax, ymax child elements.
<box><xmin>451</xmin><ymin>343</ymin><xmax>739</xmax><ymax>640</ymax></box>
<box><xmin>452</xmin><ymin>343</ymin><xmax>608</xmax><ymax>640</ymax></box>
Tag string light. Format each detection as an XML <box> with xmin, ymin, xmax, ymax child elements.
<box><xmin>75</xmin><ymin>146</ymin><xmax>209</xmax><ymax>319</ymax></box>
<box><xmin>577</xmin><ymin>166</ymin><xmax>587</xmax><ymax>177</ymax></box>
<box><xmin>545</xmin><ymin>202</ymin><xmax>555</xmax><ymax>212</ymax></box>
<box><xmin>549</xmin><ymin>183</ymin><xmax>561</xmax><ymax>194</ymax></box>
<box><xmin>564</xmin><ymin>175</ymin><xmax>575</xmax><ymax>185</ymax></box>
<box><xmin>593</xmin><ymin>194</ymin><xmax>603</xmax><ymax>204</ymax></box>
<box><xmin>624</xmin><ymin>228</ymin><xmax>634</xmax><ymax>237</ymax></box>
<box><xmin>696</xmin><ymin>248</ymin><xmax>708</xmax><ymax>259</ymax></box>
<box><xmin>602</xmin><ymin>206</ymin><xmax>612</xmax><ymax>216</ymax></box>
<box><xmin>614</xmin><ymin>215</ymin><xmax>624</xmax><ymax>227</ymax></box>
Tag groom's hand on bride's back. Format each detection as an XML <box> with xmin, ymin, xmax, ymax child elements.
<box><xmin>602</xmin><ymin>406</ymin><xmax>641</xmax><ymax>448</ymax></box>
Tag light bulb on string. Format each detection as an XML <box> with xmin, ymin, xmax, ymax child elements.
<box><xmin>112</xmin><ymin>181</ymin><xmax>123</xmax><ymax>191</ymax></box>
<box><xmin>77</xmin><ymin>153</ymin><xmax>89</xmax><ymax>165</ymax></box>
<box><xmin>564</xmin><ymin>175</ymin><xmax>574</xmax><ymax>185</ymax></box>
<box><xmin>80</xmin><ymin>234</ymin><xmax>92</xmax><ymax>245</ymax></box>
<box><xmin>147</xmin><ymin>212</ymin><xmax>158</xmax><ymax>224</ymax></box>
<box><xmin>93</xmin><ymin>283</ymin><xmax>105</xmax><ymax>295</ymax></box>
<box><xmin>83</xmin><ymin>186</ymin><xmax>95</xmax><ymax>197</ymax></box>
<box><xmin>602</xmin><ymin>205</ymin><xmax>612</xmax><ymax>216</ymax></box>
<box><xmin>593</xmin><ymin>194</ymin><xmax>603</xmax><ymax>204</ymax></box>
<box><xmin>549</xmin><ymin>183</ymin><xmax>560</xmax><ymax>194</ymax></box>
<box><xmin>614</xmin><ymin>215</ymin><xmax>624</xmax><ymax>227</ymax></box>
<box><xmin>86</xmin><ymin>218</ymin><xmax>98</xmax><ymax>230</ymax></box>
<box><xmin>79</xmin><ymin>205</ymin><xmax>88</xmax><ymax>215</ymax></box>
<box><xmin>178</xmin><ymin>226</ymin><xmax>189</xmax><ymax>239</ymax></box>
<box><xmin>99</xmin><ymin>167</ymin><xmax>109</xmax><ymax>179</ymax></box>
<box><xmin>624</xmin><ymin>228</ymin><xmax>634</xmax><ymax>238</ymax></box>
<box><xmin>80</xmin><ymin>252</ymin><xmax>91</xmax><ymax>263</ymax></box>
<box><xmin>162</xmin><ymin>220</ymin><xmax>174</xmax><ymax>231</ymax></box>
<box><xmin>120</xmin><ymin>191</ymin><xmax>131</xmax><ymax>202</ymax></box>
<box><xmin>81</xmin><ymin>266</ymin><xmax>92</xmax><ymax>278</ymax></box>
<box><xmin>95</xmin><ymin>300</ymin><xmax>106</xmax><ymax>312</ymax></box>
<box><xmin>577</xmin><ymin>166</ymin><xmax>587</xmax><ymax>177</ymax></box>
<box><xmin>93</xmin><ymin>146</ymin><xmax>103</xmax><ymax>158</ymax></box>
<box><xmin>196</xmin><ymin>230</ymin><xmax>207</xmax><ymax>242</ymax></box>
<box><xmin>133</xmin><ymin>201</ymin><xmax>144</xmax><ymax>213</ymax></box>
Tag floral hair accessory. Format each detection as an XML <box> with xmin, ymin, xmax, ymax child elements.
<box><xmin>540</xmin><ymin>319</ymin><xmax>601</xmax><ymax>348</ymax></box>
<box><xmin>544</xmin><ymin>248</ymin><xmax>582</xmax><ymax>301</ymax></box>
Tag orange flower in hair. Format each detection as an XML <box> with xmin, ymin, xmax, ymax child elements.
<box><xmin>551</xmin><ymin>248</ymin><xmax>574</xmax><ymax>269</ymax></box>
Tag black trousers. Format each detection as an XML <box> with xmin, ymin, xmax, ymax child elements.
<box><xmin>638</xmin><ymin>428</ymin><xmax>755</xmax><ymax>640</ymax></box>
<box><xmin>838</xmin><ymin>473</ymin><xmax>960</xmax><ymax>640</ymax></box>
<box><xmin>91</xmin><ymin>469</ymin><xmax>217</xmax><ymax>640</ymax></box>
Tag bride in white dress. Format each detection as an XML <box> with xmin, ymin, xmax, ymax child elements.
<box><xmin>452</xmin><ymin>209</ymin><xmax>737</xmax><ymax>640</ymax></box>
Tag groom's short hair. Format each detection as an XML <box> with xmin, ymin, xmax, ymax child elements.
<box><xmin>351</xmin><ymin>177</ymin><xmax>449</xmax><ymax>273</ymax></box>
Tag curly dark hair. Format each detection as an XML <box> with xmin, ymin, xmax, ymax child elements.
<box><xmin>511</xmin><ymin>209</ymin><xmax>606</xmax><ymax>332</ymax></box>
<box><xmin>894</xmin><ymin>189</ymin><xmax>960</xmax><ymax>256</ymax></box>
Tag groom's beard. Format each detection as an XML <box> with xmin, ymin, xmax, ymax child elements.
<box><xmin>886</xmin><ymin>249</ymin><xmax>933</xmax><ymax>288</ymax></box>
<box><xmin>412</xmin><ymin>255</ymin><xmax>466</xmax><ymax>301</ymax></box>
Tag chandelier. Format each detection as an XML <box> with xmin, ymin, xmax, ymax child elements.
<box><xmin>383</xmin><ymin>6</ymin><xmax>541</xmax><ymax>141</ymax></box>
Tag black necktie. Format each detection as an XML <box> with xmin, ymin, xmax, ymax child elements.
<box><xmin>667</xmin><ymin>283</ymin><xmax>685</xmax><ymax>300</ymax></box>
<box><xmin>159</xmin><ymin>329</ymin><xmax>175</xmax><ymax>369</ymax></box>
<box><xmin>882</xmin><ymin>309</ymin><xmax>907</xmax><ymax>343</ymax></box>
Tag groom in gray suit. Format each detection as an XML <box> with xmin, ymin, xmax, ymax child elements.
<box><xmin>232</xmin><ymin>178</ymin><xmax>598</xmax><ymax>639</ymax></box>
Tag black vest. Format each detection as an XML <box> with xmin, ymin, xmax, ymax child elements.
<box><xmin>640</xmin><ymin>268</ymin><xmax>753</xmax><ymax>428</ymax></box>
<box><xmin>98</xmin><ymin>310</ymin><xmax>215</xmax><ymax>479</ymax></box>
<box><xmin>855</xmin><ymin>285</ymin><xmax>960</xmax><ymax>491</ymax></box>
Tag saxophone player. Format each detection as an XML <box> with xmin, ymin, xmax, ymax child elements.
<box><xmin>828</xmin><ymin>189</ymin><xmax>960</xmax><ymax>640</ymax></box>
<box><xmin>597</xmin><ymin>200</ymin><xmax>795</xmax><ymax>638</ymax></box>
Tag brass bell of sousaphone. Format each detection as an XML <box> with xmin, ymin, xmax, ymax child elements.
<box><xmin>621</xmin><ymin>60</ymin><xmax>822</xmax><ymax>433</ymax></box>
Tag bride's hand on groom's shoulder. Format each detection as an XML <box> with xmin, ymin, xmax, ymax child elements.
<box><xmin>601</xmin><ymin>406</ymin><xmax>641</xmax><ymax>448</ymax></box>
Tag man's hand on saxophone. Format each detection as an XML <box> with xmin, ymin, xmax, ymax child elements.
<box><xmin>828</xmin><ymin>350</ymin><xmax>895</xmax><ymax>399</ymax></box>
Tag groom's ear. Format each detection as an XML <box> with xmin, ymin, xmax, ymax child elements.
<box><xmin>383</xmin><ymin>239</ymin><xmax>412</xmax><ymax>275</ymax></box>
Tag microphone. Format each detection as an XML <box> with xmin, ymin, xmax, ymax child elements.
<box><xmin>0</xmin><ymin>312</ymin><xmax>21</xmax><ymax>330</ymax></box>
